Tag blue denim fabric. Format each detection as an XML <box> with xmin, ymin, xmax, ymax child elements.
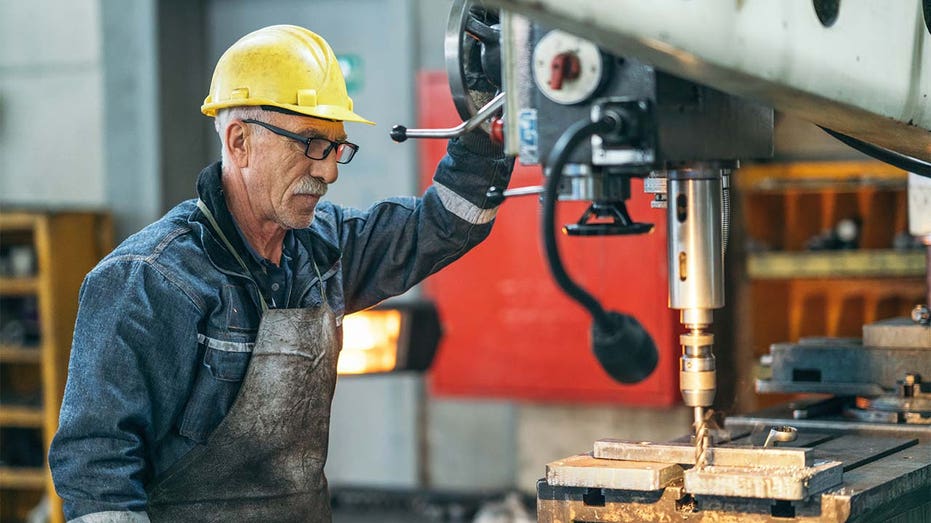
<box><xmin>49</xmin><ymin>135</ymin><xmax>512</xmax><ymax>521</ymax></box>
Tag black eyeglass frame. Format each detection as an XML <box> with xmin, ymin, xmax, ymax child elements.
<box><xmin>242</xmin><ymin>118</ymin><xmax>359</xmax><ymax>164</ymax></box>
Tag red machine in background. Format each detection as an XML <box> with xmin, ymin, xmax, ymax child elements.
<box><xmin>416</xmin><ymin>72</ymin><xmax>680</xmax><ymax>406</ymax></box>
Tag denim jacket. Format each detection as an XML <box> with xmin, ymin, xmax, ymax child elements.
<box><xmin>49</xmin><ymin>135</ymin><xmax>512</xmax><ymax>521</ymax></box>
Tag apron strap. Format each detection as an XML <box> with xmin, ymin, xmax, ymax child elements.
<box><xmin>197</xmin><ymin>199</ymin><xmax>328</xmax><ymax>311</ymax></box>
<box><xmin>197</xmin><ymin>199</ymin><xmax>268</xmax><ymax>313</ymax></box>
<box><xmin>310</xmin><ymin>248</ymin><xmax>327</xmax><ymax>305</ymax></box>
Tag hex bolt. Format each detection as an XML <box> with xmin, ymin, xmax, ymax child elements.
<box><xmin>902</xmin><ymin>373</ymin><xmax>922</xmax><ymax>398</ymax></box>
<box><xmin>912</xmin><ymin>304</ymin><xmax>930</xmax><ymax>325</ymax></box>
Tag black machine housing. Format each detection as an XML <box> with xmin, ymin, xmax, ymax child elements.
<box><xmin>516</xmin><ymin>24</ymin><xmax>774</xmax><ymax>172</ymax></box>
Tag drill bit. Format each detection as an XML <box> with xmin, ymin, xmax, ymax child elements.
<box><xmin>694</xmin><ymin>407</ymin><xmax>711</xmax><ymax>467</ymax></box>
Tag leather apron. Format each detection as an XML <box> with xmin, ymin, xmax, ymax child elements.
<box><xmin>147</xmin><ymin>201</ymin><xmax>339</xmax><ymax>522</ymax></box>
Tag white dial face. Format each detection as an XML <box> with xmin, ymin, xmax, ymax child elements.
<box><xmin>532</xmin><ymin>30</ymin><xmax>605</xmax><ymax>105</ymax></box>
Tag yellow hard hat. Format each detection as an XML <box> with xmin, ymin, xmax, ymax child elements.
<box><xmin>201</xmin><ymin>25</ymin><xmax>374</xmax><ymax>125</ymax></box>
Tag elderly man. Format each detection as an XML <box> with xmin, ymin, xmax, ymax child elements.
<box><xmin>49</xmin><ymin>25</ymin><xmax>512</xmax><ymax>522</ymax></box>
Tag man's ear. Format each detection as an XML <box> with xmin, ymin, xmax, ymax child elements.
<box><xmin>225</xmin><ymin>121</ymin><xmax>250</xmax><ymax>168</ymax></box>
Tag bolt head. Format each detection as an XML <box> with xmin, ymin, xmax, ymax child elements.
<box><xmin>912</xmin><ymin>305</ymin><xmax>930</xmax><ymax>324</ymax></box>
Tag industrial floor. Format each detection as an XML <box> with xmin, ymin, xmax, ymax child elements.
<box><xmin>333</xmin><ymin>509</ymin><xmax>438</xmax><ymax>522</ymax></box>
<box><xmin>330</xmin><ymin>490</ymin><xmax>534</xmax><ymax>523</ymax></box>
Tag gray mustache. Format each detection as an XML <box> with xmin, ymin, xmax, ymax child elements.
<box><xmin>294</xmin><ymin>177</ymin><xmax>328</xmax><ymax>196</ymax></box>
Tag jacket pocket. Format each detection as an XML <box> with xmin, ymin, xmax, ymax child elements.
<box><xmin>202</xmin><ymin>344</ymin><xmax>250</xmax><ymax>381</ymax></box>
<box><xmin>178</xmin><ymin>342</ymin><xmax>251</xmax><ymax>443</ymax></box>
<box><xmin>225</xmin><ymin>284</ymin><xmax>260</xmax><ymax>333</ymax></box>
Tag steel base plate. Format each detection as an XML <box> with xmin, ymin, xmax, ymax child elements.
<box><xmin>538</xmin><ymin>431</ymin><xmax>931</xmax><ymax>522</ymax></box>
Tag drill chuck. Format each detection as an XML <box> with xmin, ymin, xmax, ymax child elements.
<box><xmin>679</xmin><ymin>331</ymin><xmax>716</xmax><ymax>407</ymax></box>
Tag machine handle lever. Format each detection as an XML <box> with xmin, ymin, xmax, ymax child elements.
<box><xmin>485</xmin><ymin>185</ymin><xmax>544</xmax><ymax>206</ymax></box>
<box><xmin>391</xmin><ymin>92</ymin><xmax>506</xmax><ymax>143</ymax></box>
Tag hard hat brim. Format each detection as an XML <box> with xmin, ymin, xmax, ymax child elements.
<box><xmin>202</xmin><ymin>98</ymin><xmax>375</xmax><ymax>126</ymax></box>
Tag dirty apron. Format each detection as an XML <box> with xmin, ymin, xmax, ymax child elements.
<box><xmin>147</xmin><ymin>201</ymin><xmax>339</xmax><ymax>522</ymax></box>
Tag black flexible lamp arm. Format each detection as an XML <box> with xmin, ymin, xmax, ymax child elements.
<box><xmin>541</xmin><ymin>114</ymin><xmax>659</xmax><ymax>384</ymax></box>
<box><xmin>542</xmin><ymin>117</ymin><xmax>618</xmax><ymax>331</ymax></box>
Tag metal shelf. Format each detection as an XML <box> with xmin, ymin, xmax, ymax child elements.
<box><xmin>0</xmin><ymin>345</ymin><xmax>41</xmax><ymax>364</ymax></box>
<box><xmin>0</xmin><ymin>466</ymin><xmax>47</xmax><ymax>489</ymax></box>
<box><xmin>0</xmin><ymin>210</ymin><xmax>113</xmax><ymax>523</ymax></box>
<box><xmin>0</xmin><ymin>277</ymin><xmax>39</xmax><ymax>296</ymax></box>
<box><xmin>736</xmin><ymin>161</ymin><xmax>909</xmax><ymax>192</ymax></box>
<box><xmin>747</xmin><ymin>250</ymin><xmax>927</xmax><ymax>279</ymax></box>
<box><xmin>0</xmin><ymin>405</ymin><xmax>44</xmax><ymax>428</ymax></box>
<box><xmin>0</xmin><ymin>213</ymin><xmax>40</xmax><ymax>232</ymax></box>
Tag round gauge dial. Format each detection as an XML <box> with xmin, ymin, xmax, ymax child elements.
<box><xmin>532</xmin><ymin>30</ymin><xmax>605</xmax><ymax>105</ymax></box>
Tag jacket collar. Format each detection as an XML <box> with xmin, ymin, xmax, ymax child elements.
<box><xmin>189</xmin><ymin>161</ymin><xmax>341</xmax><ymax>280</ymax></box>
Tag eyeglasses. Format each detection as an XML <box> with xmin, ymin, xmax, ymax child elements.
<box><xmin>242</xmin><ymin>119</ymin><xmax>359</xmax><ymax>164</ymax></box>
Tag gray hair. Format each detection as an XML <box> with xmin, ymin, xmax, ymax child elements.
<box><xmin>214</xmin><ymin>106</ymin><xmax>268</xmax><ymax>167</ymax></box>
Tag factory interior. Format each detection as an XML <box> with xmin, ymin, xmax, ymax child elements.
<box><xmin>0</xmin><ymin>1</ymin><xmax>929</xmax><ymax>522</ymax></box>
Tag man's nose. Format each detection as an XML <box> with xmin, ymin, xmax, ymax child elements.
<box><xmin>313</xmin><ymin>157</ymin><xmax>339</xmax><ymax>185</ymax></box>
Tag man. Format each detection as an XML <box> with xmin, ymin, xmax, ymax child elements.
<box><xmin>49</xmin><ymin>25</ymin><xmax>512</xmax><ymax>522</ymax></box>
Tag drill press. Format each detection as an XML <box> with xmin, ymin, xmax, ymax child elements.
<box><xmin>489</xmin><ymin>7</ymin><xmax>931</xmax><ymax>522</ymax></box>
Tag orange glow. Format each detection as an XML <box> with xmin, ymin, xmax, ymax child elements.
<box><xmin>337</xmin><ymin>309</ymin><xmax>403</xmax><ymax>374</ymax></box>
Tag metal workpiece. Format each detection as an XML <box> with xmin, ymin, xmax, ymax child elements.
<box><xmin>593</xmin><ymin>439</ymin><xmax>814</xmax><ymax>468</ymax></box>
<box><xmin>862</xmin><ymin>318</ymin><xmax>931</xmax><ymax>350</ymax></box>
<box><xmin>684</xmin><ymin>459</ymin><xmax>843</xmax><ymax>501</ymax></box>
<box><xmin>667</xmin><ymin>170</ymin><xmax>724</xmax><ymax>315</ymax></box>
<box><xmin>545</xmin><ymin>454</ymin><xmax>683</xmax><ymax>490</ymax></box>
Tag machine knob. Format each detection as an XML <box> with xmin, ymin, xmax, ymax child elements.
<box><xmin>532</xmin><ymin>30</ymin><xmax>606</xmax><ymax>105</ymax></box>
<box><xmin>549</xmin><ymin>51</ymin><xmax>581</xmax><ymax>90</ymax></box>
<box><xmin>390</xmin><ymin>125</ymin><xmax>409</xmax><ymax>143</ymax></box>
<box><xmin>490</xmin><ymin>117</ymin><xmax>505</xmax><ymax>144</ymax></box>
